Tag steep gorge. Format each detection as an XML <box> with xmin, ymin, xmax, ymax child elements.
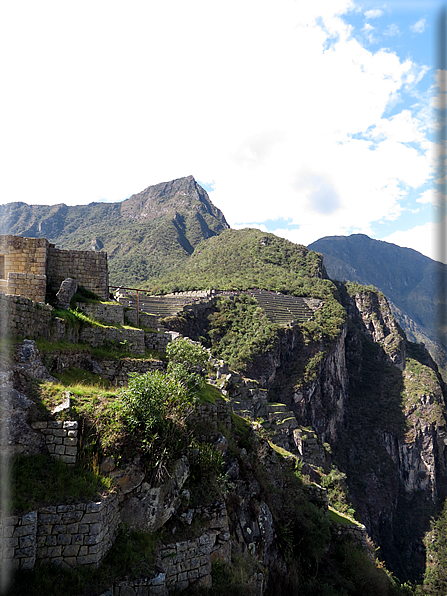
<box><xmin>167</xmin><ymin>283</ymin><xmax>447</xmax><ymax>582</ymax></box>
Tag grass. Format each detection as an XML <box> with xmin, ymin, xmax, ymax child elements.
<box><xmin>52</xmin><ymin>367</ymin><xmax>111</xmax><ymax>387</ymax></box>
<box><xmin>35</xmin><ymin>380</ymin><xmax>127</xmax><ymax>454</ymax></box>
<box><xmin>196</xmin><ymin>383</ymin><xmax>228</xmax><ymax>405</ymax></box>
<box><xmin>328</xmin><ymin>506</ymin><xmax>361</xmax><ymax>526</ymax></box>
<box><xmin>10</xmin><ymin>454</ymin><xmax>113</xmax><ymax>514</ymax></box>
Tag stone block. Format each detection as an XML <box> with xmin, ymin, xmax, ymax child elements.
<box><xmin>45</xmin><ymin>536</ymin><xmax>57</xmax><ymax>547</ymax></box>
<box><xmin>19</xmin><ymin>536</ymin><xmax>35</xmax><ymax>549</ymax></box>
<box><xmin>57</xmin><ymin>534</ymin><xmax>72</xmax><ymax>546</ymax></box>
<box><xmin>19</xmin><ymin>557</ymin><xmax>35</xmax><ymax>570</ymax></box>
<box><xmin>61</xmin><ymin>511</ymin><xmax>83</xmax><ymax>523</ymax></box>
<box><xmin>60</xmin><ymin>455</ymin><xmax>76</xmax><ymax>464</ymax></box>
<box><xmin>77</xmin><ymin>553</ymin><xmax>101</xmax><ymax>565</ymax></box>
<box><xmin>63</xmin><ymin>421</ymin><xmax>78</xmax><ymax>430</ymax></box>
<box><xmin>31</xmin><ymin>421</ymin><xmax>48</xmax><ymax>429</ymax></box>
<box><xmin>14</xmin><ymin>525</ymin><xmax>36</xmax><ymax>538</ymax></box>
<box><xmin>72</xmin><ymin>533</ymin><xmax>84</xmax><ymax>545</ymax></box>
<box><xmin>63</xmin><ymin>556</ymin><xmax>78</xmax><ymax>567</ymax></box>
<box><xmin>57</xmin><ymin>505</ymin><xmax>75</xmax><ymax>514</ymax></box>
<box><xmin>66</xmin><ymin>523</ymin><xmax>79</xmax><ymax>534</ymax></box>
<box><xmin>53</xmin><ymin>437</ymin><xmax>63</xmax><ymax>445</ymax></box>
<box><xmin>82</xmin><ymin>512</ymin><xmax>101</xmax><ymax>524</ymax></box>
<box><xmin>54</xmin><ymin>445</ymin><xmax>66</xmax><ymax>455</ymax></box>
<box><xmin>88</xmin><ymin>522</ymin><xmax>102</xmax><ymax>536</ymax></box>
<box><xmin>47</xmin><ymin>444</ymin><xmax>56</xmax><ymax>454</ymax></box>
<box><xmin>86</xmin><ymin>501</ymin><xmax>103</xmax><ymax>513</ymax></box>
<box><xmin>62</xmin><ymin>544</ymin><xmax>80</xmax><ymax>557</ymax></box>
<box><xmin>67</xmin><ymin>430</ymin><xmax>78</xmax><ymax>438</ymax></box>
<box><xmin>63</xmin><ymin>437</ymin><xmax>77</xmax><ymax>446</ymax></box>
<box><xmin>16</xmin><ymin>546</ymin><xmax>35</xmax><ymax>558</ymax></box>
<box><xmin>65</xmin><ymin>446</ymin><xmax>78</xmax><ymax>456</ymax></box>
<box><xmin>79</xmin><ymin>524</ymin><xmax>90</xmax><ymax>534</ymax></box>
<box><xmin>85</xmin><ymin>534</ymin><xmax>101</xmax><ymax>546</ymax></box>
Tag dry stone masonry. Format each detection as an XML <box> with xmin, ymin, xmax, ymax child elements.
<box><xmin>0</xmin><ymin>234</ymin><xmax>109</xmax><ymax>303</ymax></box>
<box><xmin>30</xmin><ymin>420</ymin><xmax>78</xmax><ymax>465</ymax></box>
<box><xmin>0</xmin><ymin>495</ymin><xmax>120</xmax><ymax>571</ymax></box>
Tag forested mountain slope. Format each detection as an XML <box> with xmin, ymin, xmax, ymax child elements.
<box><xmin>0</xmin><ymin>176</ymin><xmax>229</xmax><ymax>286</ymax></box>
<box><xmin>309</xmin><ymin>234</ymin><xmax>447</xmax><ymax>378</ymax></box>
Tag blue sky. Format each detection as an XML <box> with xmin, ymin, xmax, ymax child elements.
<box><xmin>0</xmin><ymin>0</ymin><xmax>445</xmax><ymax>262</ymax></box>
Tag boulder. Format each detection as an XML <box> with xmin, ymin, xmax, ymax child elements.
<box><xmin>56</xmin><ymin>278</ymin><xmax>78</xmax><ymax>310</ymax></box>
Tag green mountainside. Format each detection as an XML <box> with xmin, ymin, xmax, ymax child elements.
<box><xmin>0</xmin><ymin>176</ymin><xmax>229</xmax><ymax>287</ymax></box>
<box><xmin>308</xmin><ymin>234</ymin><xmax>447</xmax><ymax>377</ymax></box>
<box><xmin>150</xmin><ymin>228</ymin><xmax>328</xmax><ymax>295</ymax></box>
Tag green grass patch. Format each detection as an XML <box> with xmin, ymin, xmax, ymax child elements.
<box><xmin>328</xmin><ymin>506</ymin><xmax>361</xmax><ymax>526</ymax></box>
<box><xmin>11</xmin><ymin>454</ymin><xmax>112</xmax><ymax>514</ymax></box>
<box><xmin>53</xmin><ymin>367</ymin><xmax>111</xmax><ymax>387</ymax></box>
<box><xmin>196</xmin><ymin>383</ymin><xmax>226</xmax><ymax>405</ymax></box>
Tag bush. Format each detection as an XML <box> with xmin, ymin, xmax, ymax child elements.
<box><xmin>122</xmin><ymin>371</ymin><xmax>194</xmax><ymax>483</ymax></box>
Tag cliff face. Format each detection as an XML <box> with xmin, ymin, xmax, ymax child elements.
<box><xmin>337</xmin><ymin>288</ymin><xmax>446</xmax><ymax>581</ymax></box>
<box><xmin>234</xmin><ymin>285</ymin><xmax>447</xmax><ymax>581</ymax></box>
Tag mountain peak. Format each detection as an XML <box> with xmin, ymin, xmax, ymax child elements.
<box><xmin>120</xmin><ymin>176</ymin><xmax>228</xmax><ymax>226</ymax></box>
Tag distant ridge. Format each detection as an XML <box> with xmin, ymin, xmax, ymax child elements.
<box><xmin>309</xmin><ymin>233</ymin><xmax>447</xmax><ymax>377</ymax></box>
<box><xmin>0</xmin><ymin>176</ymin><xmax>229</xmax><ymax>286</ymax></box>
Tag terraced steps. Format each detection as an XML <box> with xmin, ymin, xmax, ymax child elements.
<box><xmin>117</xmin><ymin>289</ymin><xmax>321</xmax><ymax>329</ymax></box>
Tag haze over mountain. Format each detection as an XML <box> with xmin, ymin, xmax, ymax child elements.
<box><xmin>309</xmin><ymin>234</ymin><xmax>447</xmax><ymax>377</ymax></box>
<box><xmin>0</xmin><ymin>176</ymin><xmax>229</xmax><ymax>287</ymax></box>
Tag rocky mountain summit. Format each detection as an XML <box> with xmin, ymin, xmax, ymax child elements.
<box><xmin>0</xmin><ymin>176</ymin><xmax>229</xmax><ymax>286</ymax></box>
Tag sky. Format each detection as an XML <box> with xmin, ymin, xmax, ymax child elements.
<box><xmin>0</xmin><ymin>0</ymin><xmax>446</xmax><ymax>263</ymax></box>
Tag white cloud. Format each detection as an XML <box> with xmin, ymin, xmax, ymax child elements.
<box><xmin>381</xmin><ymin>219</ymin><xmax>447</xmax><ymax>264</ymax></box>
<box><xmin>410</xmin><ymin>18</ymin><xmax>426</xmax><ymax>33</ymax></box>
<box><xmin>417</xmin><ymin>189</ymin><xmax>445</xmax><ymax>206</ymax></box>
<box><xmin>384</xmin><ymin>23</ymin><xmax>400</xmax><ymax>37</ymax></box>
<box><xmin>364</xmin><ymin>9</ymin><xmax>384</xmax><ymax>19</ymax></box>
<box><xmin>0</xmin><ymin>0</ymin><xmax>435</xmax><ymax>254</ymax></box>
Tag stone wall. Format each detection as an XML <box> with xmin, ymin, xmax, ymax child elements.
<box><xmin>0</xmin><ymin>294</ymin><xmax>146</xmax><ymax>356</ymax></box>
<box><xmin>189</xmin><ymin>401</ymin><xmax>232</xmax><ymax>434</ymax></box>
<box><xmin>47</xmin><ymin>246</ymin><xmax>108</xmax><ymax>300</ymax></box>
<box><xmin>0</xmin><ymin>236</ymin><xmax>48</xmax><ymax>302</ymax></box>
<box><xmin>0</xmin><ymin>293</ymin><xmax>53</xmax><ymax>340</ymax></box>
<box><xmin>124</xmin><ymin>309</ymin><xmax>159</xmax><ymax>330</ymax></box>
<box><xmin>30</xmin><ymin>420</ymin><xmax>78</xmax><ymax>465</ymax></box>
<box><xmin>144</xmin><ymin>331</ymin><xmax>172</xmax><ymax>354</ymax></box>
<box><xmin>1</xmin><ymin>495</ymin><xmax>120</xmax><ymax>571</ymax></box>
<box><xmin>75</xmin><ymin>302</ymin><xmax>124</xmax><ymax>326</ymax></box>
<box><xmin>79</xmin><ymin>327</ymin><xmax>145</xmax><ymax>356</ymax></box>
<box><xmin>332</xmin><ymin>522</ymin><xmax>368</xmax><ymax>551</ymax></box>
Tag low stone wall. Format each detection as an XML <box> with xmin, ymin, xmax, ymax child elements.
<box><xmin>39</xmin><ymin>349</ymin><xmax>165</xmax><ymax>386</ymax></box>
<box><xmin>159</xmin><ymin>502</ymin><xmax>231</xmax><ymax>592</ymax></box>
<box><xmin>75</xmin><ymin>302</ymin><xmax>124</xmax><ymax>326</ymax></box>
<box><xmin>144</xmin><ymin>331</ymin><xmax>172</xmax><ymax>354</ymax></box>
<box><xmin>30</xmin><ymin>420</ymin><xmax>78</xmax><ymax>465</ymax></box>
<box><xmin>189</xmin><ymin>401</ymin><xmax>232</xmax><ymax>434</ymax></box>
<box><xmin>0</xmin><ymin>293</ymin><xmax>53</xmax><ymax>340</ymax></box>
<box><xmin>98</xmin><ymin>358</ymin><xmax>165</xmax><ymax>386</ymax></box>
<box><xmin>7</xmin><ymin>272</ymin><xmax>47</xmax><ymax>303</ymax></box>
<box><xmin>47</xmin><ymin>246</ymin><xmax>109</xmax><ymax>300</ymax></box>
<box><xmin>113</xmin><ymin>574</ymin><xmax>167</xmax><ymax>596</ymax></box>
<box><xmin>125</xmin><ymin>309</ymin><xmax>159</xmax><ymax>330</ymax></box>
<box><xmin>1</xmin><ymin>494</ymin><xmax>119</xmax><ymax>571</ymax></box>
<box><xmin>333</xmin><ymin>523</ymin><xmax>368</xmax><ymax>550</ymax></box>
<box><xmin>79</xmin><ymin>327</ymin><xmax>145</xmax><ymax>356</ymax></box>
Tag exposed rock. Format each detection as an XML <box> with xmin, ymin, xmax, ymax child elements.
<box><xmin>56</xmin><ymin>277</ymin><xmax>78</xmax><ymax>310</ymax></box>
<box><xmin>120</xmin><ymin>456</ymin><xmax>189</xmax><ymax>532</ymax></box>
<box><xmin>0</xmin><ymin>386</ymin><xmax>45</xmax><ymax>455</ymax></box>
